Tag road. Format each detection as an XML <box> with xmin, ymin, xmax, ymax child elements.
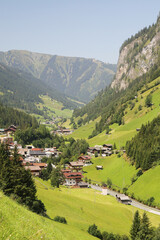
<box><xmin>90</xmin><ymin>184</ymin><xmax>160</xmax><ymax>216</ymax></box>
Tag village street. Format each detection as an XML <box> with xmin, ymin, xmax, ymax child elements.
<box><xmin>90</xmin><ymin>184</ymin><xmax>160</xmax><ymax>216</ymax></box>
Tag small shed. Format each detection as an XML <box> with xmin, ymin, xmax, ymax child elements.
<box><xmin>78</xmin><ymin>182</ymin><xmax>88</xmax><ymax>188</ymax></box>
<box><xmin>116</xmin><ymin>194</ymin><xmax>132</xmax><ymax>205</ymax></box>
<box><xmin>96</xmin><ymin>165</ymin><xmax>103</xmax><ymax>170</ymax></box>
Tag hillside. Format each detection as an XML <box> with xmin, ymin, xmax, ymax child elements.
<box><xmin>0</xmin><ymin>50</ymin><xmax>116</xmax><ymax>103</ymax></box>
<box><xmin>111</xmin><ymin>15</ymin><xmax>160</xmax><ymax>90</ymax></box>
<box><xmin>0</xmin><ymin>102</ymin><xmax>38</xmax><ymax>129</ymax></box>
<box><xmin>0</xmin><ymin>63</ymin><xmax>78</xmax><ymax>116</ymax></box>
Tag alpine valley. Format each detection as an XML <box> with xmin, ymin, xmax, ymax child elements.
<box><xmin>0</xmin><ymin>11</ymin><xmax>160</xmax><ymax>240</ymax></box>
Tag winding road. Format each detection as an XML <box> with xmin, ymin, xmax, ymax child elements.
<box><xmin>90</xmin><ymin>184</ymin><xmax>160</xmax><ymax>216</ymax></box>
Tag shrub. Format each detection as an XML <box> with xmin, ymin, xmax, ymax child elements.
<box><xmin>88</xmin><ymin>224</ymin><xmax>102</xmax><ymax>239</ymax></box>
<box><xmin>53</xmin><ymin>216</ymin><xmax>67</xmax><ymax>224</ymax></box>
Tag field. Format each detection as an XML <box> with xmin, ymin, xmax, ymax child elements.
<box><xmin>83</xmin><ymin>155</ymin><xmax>138</xmax><ymax>188</ymax></box>
<box><xmin>0</xmin><ymin>191</ymin><xmax>95</xmax><ymax>240</ymax></box>
<box><xmin>128</xmin><ymin>165</ymin><xmax>160</xmax><ymax>207</ymax></box>
<box><xmin>36</xmin><ymin>180</ymin><xmax>160</xmax><ymax>237</ymax></box>
<box><xmin>33</xmin><ymin>95</ymin><xmax>73</xmax><ymax>123</ymax></box>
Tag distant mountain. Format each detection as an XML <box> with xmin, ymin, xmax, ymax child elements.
<box><xmin>0</xmin><ymin>50</ymin><xmax>116</xmax><ymax>103</ymax></box>
<box><xmin>0</xmin><ymin>63</ymin><xmax>79</xmax><ymax>115</ymax></box>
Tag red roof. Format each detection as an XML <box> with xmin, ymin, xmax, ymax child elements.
<box><xmin>33</xmin><ymin>163</ymin><xmax>47</xmax><ymax>167</ymax></box>
<box><xmin>63</xmin><ymin>172</ymin><xmax>83</xmax><ymax>179</ymax></box>
<box><xmin>32</xmin><ymin>148</ymin><xmax>44</xmax><ymax>151</ymax></box>
<box><xmin>78</xmin><ymin>155</ymin><xmax>91</xmax><ymax>160</ymax></box>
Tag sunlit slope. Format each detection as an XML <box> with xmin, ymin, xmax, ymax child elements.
<box><xmin>128</xmin><ymin>165</ymin><xmax>160</xmax><ymax>207</ymax></box>
<box><xmin>0</xmin><ymin>191</ymin><xmax>96</xmax><ymax>240</ymax></box>
<box><xmin>36</xmin><ymin>180</ymin><xmax>160</xmax><ymax>236</ymax></box>
<box><xmin>88</xmin><ymin>79</ymin><xmax>160</xmax><ymax>148</ymax></box>
<box><xmin>83</xmin><ymin>155</ymin><xmax>138</xmax><ymax>188</ymax></box>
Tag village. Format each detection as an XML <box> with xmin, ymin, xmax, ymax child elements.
<box><xmin>0</xmin><ymin>125</ymin><xmax>115</xmax><ymax>186</ymax></box>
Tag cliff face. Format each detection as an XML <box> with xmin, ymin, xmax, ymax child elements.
<box><xmin>112</xmin><ymin>17</ymin><xmax>160</xmax><ymax>90</ymax></box>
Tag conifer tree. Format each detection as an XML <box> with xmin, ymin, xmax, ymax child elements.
<box><xmin>137</xmin><ymin>212</ymin><xmax>154</xmax><ymax>240</ymax></box>
<box><xmin>130</xmin><ymin>210</ymin><xmax>141</xmax><ymax>240</ymax></box>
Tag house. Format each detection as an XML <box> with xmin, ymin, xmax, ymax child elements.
<box><xmin>103</xmin><ymin>144</ymin><xmax>113</xmax><ymax>150</ymax></box>
<box><xmin>69</xmin><ymin>161</ymin><xmax>84</xmax><ymax>172</ymax></box>
<box><xmin>116</xmin><ymin>194</ymin><xmax>132</xmax><ymax>205</ymax></box>
<box><xmin>5</xmin><ymin>125</ymin><xmax>17</xmax><ymax>134</ymax></box>
<box><xmin>32</xmin><ymin>162</ymin><xmax>47</xmax><ymax>169</ymax></box>
<box><xmin>29</xmin><ymin>149</ymin><xmax>46</xmax><ymax>158</ymax></box>
<box><xmin>25</xmin><ymin>165</ymin><xmax>41</xmax><ymax>176</ymax></box>
<box><xmin>63</xmin><ymin>172</ymin><xmax>83</xmax><ymax>186</ymax></box>
<box><xmin>1</xmin><ymin>137</ymin><xmax>13</xmax><ymax>145</ymax></box>
<box><xmin>96</xmin><ymin>165</ymin><xmax>103</xmax><ymax>170</ymax></box>
<box><xmin>78</xmin><ymin>155</ymin><xmax>92</xmax><ymax>165</ymax></box>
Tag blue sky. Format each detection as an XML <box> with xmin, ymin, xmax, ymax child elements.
<box><xmin>1</xmin><ymin>0</ymin><xmax>160</xmax><ymax>63</ymax></box>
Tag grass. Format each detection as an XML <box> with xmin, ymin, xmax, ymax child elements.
<box><xmin>0</xmin><ymin>191</ymin><xmax>95</xmax><ymax>240</ymax></box>
<box><xmin>128</xmin><ymin>165</ymin><xmax>160</xmax><ymax>207</ymax></box>
<box><xmin>35</xmin><ymin>180</ymin><xmax>160</xmax><ymax>236</ymax></box>
<box><xmin>66</xmin><ymin>118</ymin><xmax>100</xmax><ymax>140</ymax></box>
<box><xmin>34</xmin><ymin>95</ymin><xmax>73</xmax><ymax>122</ymax></box>
<box><xmin>83</xmin><ymin>155</ymin><xmax>138</xmax><ymax>188</ymax></box>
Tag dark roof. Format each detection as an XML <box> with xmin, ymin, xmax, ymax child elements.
<box><xmin>63</xmin><ymin>172</ymin><xmax>83</xmax><ymax>179</ymax></box>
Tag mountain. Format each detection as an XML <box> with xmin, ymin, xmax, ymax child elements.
<box><xmin>0</xmin><ymin>50</ymin><xmax>116</xmax><ymax>103</ymax></box>
<box><xmin>73</xmin><ymin>15</ymin><xmax>160</xmax><ymax>138</ymax></box>
<box><xmin>111</xmin><ymin>15</ymin><xmax>160</xmax><ymax>90</ymax></box>
<box><xmin>0</xmin><ymin>63</ymin><xmax>78</xmax><ymax>115</ymax></box>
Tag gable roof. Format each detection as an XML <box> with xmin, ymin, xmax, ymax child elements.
<box><xmin>63</xmin><ymin>172</ymin><xmax>83</xmax><ymax>179</ymax></box>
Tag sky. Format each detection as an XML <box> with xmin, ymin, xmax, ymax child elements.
<box><xmin>1</xmin><ymin>0</ymin><xmax>160</xmax><ymax>64</ymax></box>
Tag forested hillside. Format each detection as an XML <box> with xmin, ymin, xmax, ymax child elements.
<box><xmin>0</xmin><ymin>63</ymin><xmax>78</xmax><ymax>115</ymax></box>
<box><xmin>73</xmin><ymin>63</ymin><xmax>160</xmax><ymax>137</ymax></box>
<box><xmin>0</xmin><ymin>102</ymin><xmax>38</xmax><ymax>129</ymax></box>
<box><xmin>0</xmin><ymin>50</ymin><xmax>116</xmax><ymax>103</ymax></box>
<box><xmin>126</xmin><ymin>115</ymin><xmax>160</xmax><ymax>170</ymax></box>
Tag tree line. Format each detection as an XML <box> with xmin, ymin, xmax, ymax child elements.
<box><xmin>0</xmin><ymin>144</ymin><xmax>46</xmax><ymax>215</ymax></box>
<box><xmin>126</xmin><ymin>115</ymin><xmax>160</xmax><ymax>170</ymax></box>
<box><xmin>88</xmin><ymin>210</ymin><xmax>160</xmax><ymax>239</ymax></box>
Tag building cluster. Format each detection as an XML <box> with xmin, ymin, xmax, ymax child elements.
<box><xmin>87</xmin><ymin>144</ymin><xmax>113</xmax><ymax>157</ymax></box>
<box><xmin>54</xmin><ymin>128</ymin><xmax>74</xmax><ymax>135</ymax></box>
<box><xmin>61</xmin><ymin>155</ymin><xmax>93</xmax><ymax>187</ymax></box>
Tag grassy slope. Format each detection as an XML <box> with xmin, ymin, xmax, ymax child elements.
<box><xmin>0</xmin><ymin>191</ymin><xmax>96</xmax><ymax>240</ymax></box>
<box><xmin>128</xmin><ymin>165</ymin><xmax>160</xmax><ymax>206</ymax></box>
<box><xmin>83</xmin><ymin>155</ymin><xmax>138</xmax><ymax>188</ymax></box>
<box><xmin>36</xmin><ymin>180</ymin><xmax>160</xmax><ymax>236</ymax></box>
<box><xmin>73</xmin><ymin>79</ymin><xmax>160</xmax><ymax>148</ymax></box>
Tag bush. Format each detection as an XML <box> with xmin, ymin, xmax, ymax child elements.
<box><xmin>53</xmin><ymin>216</ymin><xmax>67</xmax><ymax>224</ymax></box>
<box><xmin>88</xmin><ymin>224</ymin><xmax>102</xmax><ymax>239</ymax></box>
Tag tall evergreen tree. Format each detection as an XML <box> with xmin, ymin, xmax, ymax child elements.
<box><xmin>137</xmin><ymin>212</ymin><xmax>154</xmax><ymax>240</ymax></box>
<box><xmin>130</xmin><ymin>210</ymin><xmax>141</xmax><ymax>240</ymax></box>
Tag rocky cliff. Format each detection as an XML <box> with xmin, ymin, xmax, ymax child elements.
<box><xmin>111</xmin><ymin>16</ymin><xmax>160</xmax><ymax>90</ymax></box>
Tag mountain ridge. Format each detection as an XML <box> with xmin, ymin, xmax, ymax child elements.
<box><xmin>0</xmin><ymin>50</ymin><xmax>116</xmax><ymax>103</ymax></box>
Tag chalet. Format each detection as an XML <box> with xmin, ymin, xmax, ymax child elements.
<box><xmin>96</xmin><ymin>165</ymin><xmax>103</xmax><ymax>170</ymax></box>
<box><xmin>29</xmin><ymin>149</ymin><xmax>46</xmax><ymax>158</ymax></box>
<box><xmin>78</xmin><ymin>155</ymin><xmax>92</xmax><ymax>165</ymax></box>
<box><xmin>69</xmin><ymin>161</ymin><xmax>84</xmax><ymax>172</ymax></box>
<box><xmin>136</xmin><ymin>128</ymin><xmax>140</xmax><ymax>131</ymax></box>
<box><xmin>63</xmin><ymin>172</ymin><xmax>83</xmax><ymax>186</ymax></box>
<box><xmin>1</xmin><ymin>137</ymin><xmax>13</xmax><ymax>145</ymax></box>
<box><xmin>116</xmin><ymin>194</ymin><xmax>132</xmax><ymax>205</ymax></box>
<box><xmin>5</xmin><ymin>125</ymin><xmax>17</xmax><ymax>134</ymax></box>
<box><xmin>32</xmin><ymin>162</ymin><xmax>47</xmax><ymax>169</ymax></box>
<box><xmin>56</xmin><ymin>128</ymin><xmax>73</xmax><ymax>135</ymax></box>
<box><xmin>25</xmin><ymin>165</ymin><xmax>41</xmax><ymax>176</ymax></box>
<box><xmin>103</xmin><ymin>144</ymin><xmax>113</xmax><ymax>150</ymax></box>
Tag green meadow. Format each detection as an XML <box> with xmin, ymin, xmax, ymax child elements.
<box><xmin>35</xmin><ymin>180</ymin><xmax>160</xmax><ymax>237</ymax></box>
<box><xmin>128</xmin><ymin>165</ymin><xmax>160</xmax><ymax>207</ymax></box>
<box><xmin>83</xmin><ymin>155</ymin><xmax>138</xmax><ymax>188</ymax></box>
